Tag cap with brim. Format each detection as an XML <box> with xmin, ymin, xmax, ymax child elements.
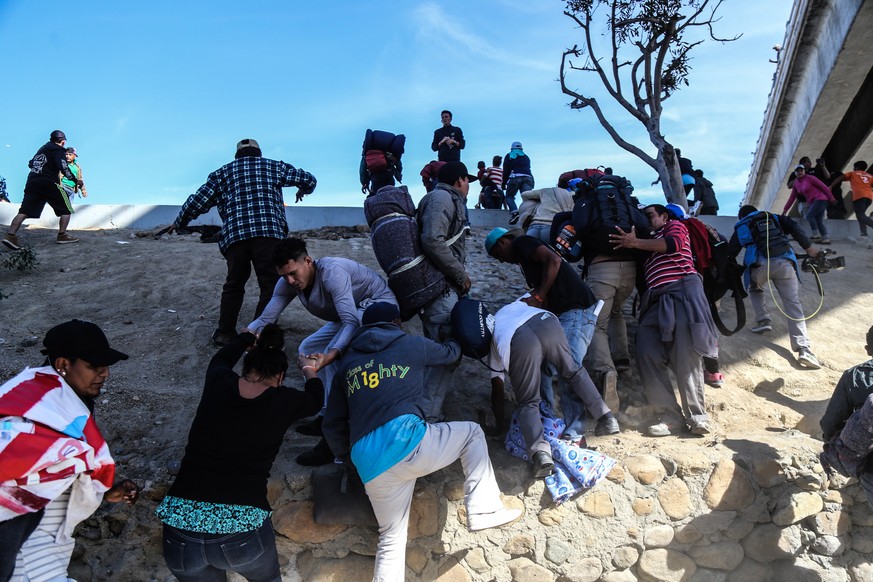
<box><xmin>511</xmin><ymin>141</ymin><xmax>522</xmax><ymax>149</ymax></box>
<box><xmin>42</xmin><ymin>320</ymin><xmax>129</xmax><ymax>366</ymax></box>
<box><xmin>795</xmin><ymin>165</ymin><xmax>805</xmax><ymax>171</ymax></box>
<box><xmin>66</xmin><ymin>147</ymin><xmax>77</xmax><ymax>156</ymax></box>
<box><xmin>362</xmin><ymin>302</ymin><xmax>401</xmax><ymax>326</ymax></box>
<box><xmin>236</xmin><ymin>138</ymin><xmax>260</xmax><ymax>151</ymax></box>
<box><xmin>437</xmin><ymin>161</ymin><xmax>477</xmax><ymax>185</ymax></box>
<box><xmin>484</xmin><ymin>227</ymin><xmax>509</xmax><ymax>255</ymax></box>
<box><xmin>664</xmin><ymin>203</ymin><xmax>688</xmax><ymax>220</ymax></box>
<box><xmin>50</xmin><ymin>130</ymin><xmax>66</xmax><ymax>142</ymax></box>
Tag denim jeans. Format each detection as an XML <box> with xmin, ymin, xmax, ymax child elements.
<box><xmin>853</xmin><ymin>198</ymin><xmax>873</xmax><ymax>235</ymax></box>
<box><xmin>540</xmin><ymin>304</ymin><xmax>599</xmax><ymax>439</ymax></box>
<box><xmin>162</xmin><ymin>519</ymin><xmax>281</xmax><ymax>582</ymax></box>
<box><xmin>805</xmin><ymin>199</ymin><xmax>829</xmax><ymax>237</ymax></box>
<box><xmin>525</xmin><ymin>223</ymin><xmax>551</xmax><ymax>244</ymax></box>
<box><xmin>505</xmin><ymin>176</ymin><xmax>534</xmax><ymax>212</ymax></box>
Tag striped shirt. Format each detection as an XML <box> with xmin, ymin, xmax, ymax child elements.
<box><xmin>643</xmin><ymin>220</ymin><xmax>697</xmax><ymax>289</ymax></box>
<box><xmin>11</xmin><ymin>490</ymin><xmax>74</xmax><ymax>582</ymax></box>
<box><xmin>176</xmin><ymin>156</ymin><xmax>317</xmax><ymax>254</ymax></box>
<box><xmin>486</xmin><ymin>166</ymin><xmax>503</xmax><ymax>189</ymax></box>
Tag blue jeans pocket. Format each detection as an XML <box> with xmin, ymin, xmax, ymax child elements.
<box><xmin>162</xmin><ymin>533</ymin><xmax>186</xmax><ymax>573</ymax></box>
<box><xmin>221</xmin><ymin>530</ymin><xmax>265</xmax><ymax>568</ymax></box>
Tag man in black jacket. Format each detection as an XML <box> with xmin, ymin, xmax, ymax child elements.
<box><xmin>3</xmin><ymin>130</ymin><xmax>83</xmax><ymax>249</ymax></box>
<box><xmin>431</xmin><ymin>110</ymin><xmax>465</xmax><ymax>162</ymax></box>
<box><xmin>323</xmin><ymin>302</ymin><xmax>521</xmax><ymax>581</ymax></box>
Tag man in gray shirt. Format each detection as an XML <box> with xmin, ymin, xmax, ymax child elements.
<box><xmin>245</xmin><ymin>237</ymin><xmax>397</xmax><ymax>465</ymax></box>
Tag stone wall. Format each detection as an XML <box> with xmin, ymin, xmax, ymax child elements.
<box><xmin>265</xmin><ymin>433</ymin><xmax>870</xmax><ymax>581</ymax></box>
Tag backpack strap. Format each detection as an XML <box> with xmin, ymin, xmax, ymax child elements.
<box><xmin>709</xmin><ymin>276</ymin><xmax>746</xmax><ymax>336</ymax></box>
<box><xmin>445</xmin><ymin>229</ymin><xmax>465</xmax><ymax>247</ymax></box>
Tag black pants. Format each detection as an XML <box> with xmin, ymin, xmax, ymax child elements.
<box><xmin>218</xmin><ymin>237</ymin><xmax>281</xmax><ymax>334</ymax></box>
<box><xmin>0</xmin><ymin>510</ymin><xmax>44</xmax><ymax>581</ymax></box>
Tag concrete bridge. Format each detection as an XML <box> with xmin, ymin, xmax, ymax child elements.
<box><xmin>744</xmin><ymin>0</ymin><xmax>873</xmax><ymax>214</ymax></box>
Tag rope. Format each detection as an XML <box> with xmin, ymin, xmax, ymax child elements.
<box><xmin>762</xmin><ymin>213</ymin><xmax>824</xmax><ymax>322</ymax></box>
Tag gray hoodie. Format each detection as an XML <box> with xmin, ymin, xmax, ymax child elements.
<box><xmin>416</xmin><ymin>183</ymin><xmax>467</xmax><ymax>290</ymax></box>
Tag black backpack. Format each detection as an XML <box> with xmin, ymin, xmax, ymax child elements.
<box><xmin>572</xmin><ymin>174</ymin><xmax>647</xmax><ymax>260</ymax></box>
<box><xmin>450</xmin><ymin>298</ymin><xmax>494</xmax><ymax>360</ymax></box>
<box><xmin>360</xmin><ymin>129</ymin><xmax>406</xmax><ymax>191</ymax></box>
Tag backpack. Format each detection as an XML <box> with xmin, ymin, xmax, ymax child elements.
<box><xmin>684</xmin><ymin>217</ymin><xmax>747</xmax><ymax>336</ymax></box>
<box><xmin>557</xmin><ymin>168</ymin><xmax>603</xmax><ymax>189</ymax></box>
<box><xmin>363</xmin><ymin>185</ymin><xmax>449</xmax><ymax>320</ymax></box>
<box><xmin>821</xmin><ymin>393</ymin><xmax>873</xmax><ymax>478</ymax></box>
<box><xmin>450</xmin><ymin>297</ymin><xmax>495</xmax><ymax>360</ymax></box>
<box><xmin>549</xmin><ymin>211</ymin><xmax>583</xmax><ymax>262</ymax></box>
<box><xmin>572</xmin><ymin>173</ymin><xmax>646</xmax><ymax>260</ymax></box>
<box><xmin>361</xmin><ymin>129</ymin><xmax>406</xmax><ymax>189</ymax></box>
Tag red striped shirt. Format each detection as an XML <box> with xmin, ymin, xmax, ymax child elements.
<box><xmin>644</xmin><ymin>220</ymin><xmax>697</xmax><ymax>289</ymax></box>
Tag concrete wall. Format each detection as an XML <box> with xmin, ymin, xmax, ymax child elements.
<box><xmin>0</xmin><ymin>204</ymin><xmax>510</xmax><ymax>231</ymax></box>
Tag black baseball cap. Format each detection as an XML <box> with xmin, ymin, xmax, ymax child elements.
<box><xmin>50</xmin><ymin>130</ymin><xmax>67</xmax><ymax>142</ymax></box>
<box><xmin>362</xmin><ymin>302</ymin><xmax>401</xmax><ymax>326</ymax></box>
<box><xmin>42</xmin><ymin>320</ymin><xmax>129</xmax><ymax>366</ymax></box>
<box><xmin>437</xmin><ymin>161</ymin><xmax>477</xmax><ymax>185</ymax></box>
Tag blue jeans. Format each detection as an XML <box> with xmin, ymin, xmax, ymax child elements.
<box><xmin>505</xmin><ymin>176</ymin><xmax>534</xmax><ymax>212</ymax></box>
<box><xmin>162</xmin><ymin>519</ymin><xmax>281</xmax><ymax>582</ymax></box>
<box><xmin>526</xmin><ymin>223</ymin><xmax>551</xmax><ymax>244</ymax></box>
<box><xmin>540</xmin><ymin>304</ymin><xmax>599</xmax><ymax>439</ymax></box>
<box><xmin>805</xmin><ymin>199</ymin><xmax>829</xmax><ymax>237</ymax></box>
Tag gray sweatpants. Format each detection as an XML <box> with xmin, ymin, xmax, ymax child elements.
<box><xmin>636</xmin><ymin>295</ymin><xmax>709</xmax><ymax>425</ymax></box>
<box><xmin>586</xmin><ymin>260</ymin><xmax>637</xmax><ymax>380</ymax></box>
<box><xmin>748</xmin><ymin>259</ymin><xmax>810</xmax><ymax>351</ymax></box>
<box><xmin>509</xmin><ymin>314</ymin><xmax>610</xmax><ymax>455</ymax></box>
<box><xmin>364</xmin><ymin>422</ymin><xmax>504</xmax><ymax>582</ymax></box>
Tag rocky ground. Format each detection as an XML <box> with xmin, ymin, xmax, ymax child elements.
<box><xmin>1</xmin><ymin>224</ymin><xmax>871</xmax><ymax>581</ymax></box>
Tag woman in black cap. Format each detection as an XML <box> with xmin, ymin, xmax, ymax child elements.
<box><xmin>0</xmin><ymin>319</ymin><xmax>139</xmax><ymax>581</ymax></box>
<box><xmin>156</xmin><ymin>324</ymin><xmax>323</xmax><ymax>582</ymax></box>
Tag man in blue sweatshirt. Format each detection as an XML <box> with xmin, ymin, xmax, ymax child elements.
<box><xmin>323</xmin><ymin>302</ymin><xmax>522</xmax><ymax>582</ymax></box>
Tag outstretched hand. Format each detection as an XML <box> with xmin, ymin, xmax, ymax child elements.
<box><xmin>105</xmin><ymin>479</ymin><xmax>140</xmax><ymax>506</ymax></box>
<box><xmin>608</xmin><ymin>225</ymin><xmax>638</xmax><ymax>250</ymax></box>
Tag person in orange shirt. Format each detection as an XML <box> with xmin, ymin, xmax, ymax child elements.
<box><xmin>830</xmin><ymin>161</ymin><xmax>873</xmax><ymax>239</ymax></box>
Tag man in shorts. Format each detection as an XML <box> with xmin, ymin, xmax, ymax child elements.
<box><xmin>3</xmin><ymin>130</ymin><xmax>82</xmax><ymax>249</ymax></box>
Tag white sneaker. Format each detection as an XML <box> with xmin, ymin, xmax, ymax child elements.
<box><xmin>467</xmin><ymin>506</ymin><xmax>524</xmax><ymax>532</ymax></box>
<box><xmin>797</xmin><ymin>348</ymin><xmax>821</xmax><ymax>370</ymax></box>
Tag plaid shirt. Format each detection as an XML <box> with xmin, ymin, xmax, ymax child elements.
<box><xmin>176</xmin><ymin>156</ymin><xmax>316</xmax><ymax>254</ymax></box>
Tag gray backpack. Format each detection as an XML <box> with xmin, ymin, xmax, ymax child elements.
<box><xmin>821</xmin><ymin>393</ymin><xmax>873</xmax><ymax>478</ymax></box>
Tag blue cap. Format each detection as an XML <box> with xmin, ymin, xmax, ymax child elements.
<box><xmin>484</xmin><ymin>227</ymin><xmax>509</xmax><ymax>255</ymax></box>
<box><xmin>665</xmin><ymin>203</ymin><xmax>688</xmax><ymax>220</ymax></box>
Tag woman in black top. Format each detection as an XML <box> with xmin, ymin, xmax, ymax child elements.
<box><xmin>156</xmin><ymin>325</ymin><xmax>323</xmax><ymax>582</ymax></box>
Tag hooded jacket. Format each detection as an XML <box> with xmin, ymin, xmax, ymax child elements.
<box><xmin>27</xmin><ymin>141</ymin><xmax>77</xmax><ymax>186</ymax></box>
<box><xmin>322</xmin><ymin>323</ymin><xmax>461</xmax><ymax>459</ymax></box>
<box><xmin>416</xmin><ymin>183</ymin><xmax>467</xmax><ymax>290</ymax></box>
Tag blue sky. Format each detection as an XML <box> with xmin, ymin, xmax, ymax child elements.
<box><xmin>0</xmin><ymin>1</ymin><xmax>792</xmax><ymax>213</ymax></box>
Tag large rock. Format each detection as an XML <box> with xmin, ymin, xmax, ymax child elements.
<box><xmin>750</xmin><ymin>457</ymin><xmax>787</xmax><ymax>488</ymax></box>
<box><xmin>771</xmin><ymin>555</ymin><xmax>851</xmax><ymax>582</ymax></box>
<box><xmin>507</xmin><ymin>557</ymin><xmax>554</xmax><ymax>582</ymax></box>
<box><xmin>602</xmin><ymin>571</ymin><xmax>638</xmax><ymax>582</ymax></box>
<box><xmin>850</xmin><ymin>558</ymin><xmax>873</xmax><ymax>582</ymax></box>
<box><xmin>296</xmin><ymin>552</ymin><xmax>375</xmax><ymax>581</ymax></box>
<box><xmin>809</xmin><ymin>509</ymin><xmax>851</xmax><ymax>536</ymax></box>
<box><xmin>703</xmin><ymin>460</ymin><xmax>756</xmax><ymax>511</ymax></box>
<box><xmin>674</xmin><ymin>524</ymin><xmax>703</xmax><ymax>544</ymax></box>
<box><xmin>810</xmin><ymin>534</ymin><xmax>847</xmax><ymax>556</ymax></box>
<box><xmin>633</xmin><ymin>498</ymin><xmax>655</xmax><ymax>516</ymax></box>
<box><xmin>688</xmin><ymin>542</ymin><xmax>744</xmax><ymax>571</ymax></box>
<box><xmin>638</xmin><ymin>548</ymin><xmax>697</xmax><ymax>582</ymax></box>
<box><xmin>537</xmin><ymin>506</ymin><xmax>564</xmax><ymax>526</ymax></box>
<box><xmin>851</xmin><ymin>527</ymin><xmax>873</xmax><ymax>553</ymax></box>
<box><xmin>436</xmin><ymin>558</ymin><xmax>472</xmax><ymax>582</ymax></box>
<box><xmin>727</xmin><ymin>558</ymin><xmax>771</xmax><ymax>581</ymax></box>
<box><xmin>613</xmin><ymin>546</ymin><xmax>640</xmax><ymax>569</ymax></box>
<box><xmin>771</xmin><ymin>491</ymin><xmax>824</xmax><ymax>526</ymax></box>
<box><xmin>670</xmin><ymin>448</ymin><xmax>712</xmax><ymax>478</ymax></box>
<box><xmin>626</xmin><ymin>455</ymin><xmax>667</xmax><ymax>486</ymax></box>
<box><xmin>409</xmin><ymin>485</ymin><xmax>439</xmax><ymax>538</ymax></box>
<box><xmin>741</xmin><ymin>524</ymin><xmax>803</xmax><ymax>562</ymax></box>
<box><xmin>545</xmin><ymin>538</ymin><xmax>572</xmax><ymax>565</ymax></box>
<box><xmin>689</xmin><ymin>570</ymin><xmax>727</xmax><ymax>582</ymax></box>
<box><xmin>504</xmin><ymin>534</ymin><xmax>536</xmax><ymax>556</ymax></box>
<box><xmin>658</xmin><ymin>478</ymin><xmax>693</xmax><ymax>520</ymax></box>
<box><xmin>578</xmin><ymin>490</ymin><xmax>614</xmax><ymax>518</ymax></box>
<box><xmin>272</xmin><ymin>501</ymin><xmax>347</xmax><ymax>543</ymax></box>
<box><xmin>562</xmin><ymin>557</ymin><xmax>603</xmax><ymax>582</ymax></box>
<box><xmin>644</xmin><ymin>525</ymin><xmax>675</xmax><ymax>548</ymax></box>
<box><xmin>464</xmin><ymin>547</ymin><xmax>489</xmax><ymax>573</ymax></box>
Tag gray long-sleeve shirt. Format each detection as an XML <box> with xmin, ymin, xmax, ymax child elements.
<box><xmin>247</xmin><ymin>257</ymin><xmax>397</xmax><ymax>354</ymax></box>
<box><xmin>416</xmin><ymin>183</ymin><xmax>467</xmax><ymax>290</ymax></box>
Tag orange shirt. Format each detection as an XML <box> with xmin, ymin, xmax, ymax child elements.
<box><xmin>844</xmin><ymin>170</ymin><xmax>873</xmax><ymax>201</ymax></box>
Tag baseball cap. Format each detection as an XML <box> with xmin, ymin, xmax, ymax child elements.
<box><xmin>795</xmin><ymin>165</ymin><xmax>805</xmax><ymax>171</ymax></box>
<box><xmin>236</xmin><ymin>138</ymin><xmax>261</xmax><ymax>151</ymax></box>
<box><xmin>511</xmin><ymin>141</ymin><xmax>523</xmax><ymax>149</ymax></box>
<box><xmin>664</xmin><ymin>203</ymin><xmax>688</xmax><ymax>220</ymax></box>
<box><xmin>437</xmin><ymin>161</ymin><xmax>477</xmax><ymax>185</ymax></box>
<box><xmin>362</xmin><ymin>302</ymin><xmax>401</xmax><ymax>326</ymax></box>
<box><xmin>42</xmin><ymin>320</ymin><xmax>129</xmax><ymax>366</ymax></box>
<box><xmin>484</xmin><ymin>227</ymin><xmax>509</xmax><ymax>255</ymax></box>
<box><xmin>50</xmin><ymin>130</ymin><xmax>67</xmax><ymax>142</ymax></box>
<box><xmin>66</xmin><ymin>147</ymin><xmax>78</xmax><ymax>156</ymax></box>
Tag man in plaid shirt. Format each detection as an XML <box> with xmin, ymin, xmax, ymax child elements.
<box><xmin>172</xmin><ymin>138</ymin><xmax>317</xmax><ymax>346</ymax></box>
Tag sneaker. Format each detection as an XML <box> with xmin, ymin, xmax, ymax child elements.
<box><xmin>508</xmin><ymin>212</ymin><xmax>520</xmax><ymax>225</ymax></box>
<box><xmin>467</xmin><ymin>506</ymin><xmax>524</xmax><ymax>532</ymax></box>
<box><xmin>751</xmin><ymin>320</ymin><xmax>772</xmax><ymax>334</ymax></box>
<box><xmin>464</xmin><ymin>225</ymin><xmax>472</xmax><ymax>237</ymax></box>
<box><xmin>810</xmin><ymin>233</ymin><xmax>822</xmax><ymax>241</ymax></box>
<box><xmin>820</xmin><ymin>238</ymin><xmax>831</xmax><ymax>245</ymax></box>
<box><xmin>56</xmin><ymin>232</ymin><xmax>79</xmax><ymax>244</ymax></box>
<box><xmin>594</xmin><ymin>414</ymin><xmax>620</xmax><ymax>436</ymax></box>
<box><xmin>602</xmin><ymin>370</ymin><xmax>620</xmax><ymax>413</ymax></box>
<box><xmin>647</xmin><ymin>420</ymin><xmax>686</xmax><ymax>437</ymax></box>
<box><xmin>2</xmin><ymin>233</ymin><xmax>21</xmax><ymax>250</ymax></box>
<box><xmin>690</xmin><ymin>420</ymin><xmax>713</xmax><ymax>435</ymax></box>
<box><xmin>797</xmin><ymin>348</ymin><xmax>821</xmax><ymax>370</ymax></box>
<box><xmin>531</xmin><ymin>450</ymin><xmax>554</xmax><ymax>478</ymax></box>
<box><xmin>704</xmin><ymin>371</ymin><xmax>724</xmax><ymax>388</ymax></box>
<box><xmin>295</xmin><ymin>416</ymin><xmax>323</xmax><ymax>436</ymax></box>
<box><xmin>295</xmin><ymin>438</ymin><xmax>335</xmax><ymax>466</ymax></box>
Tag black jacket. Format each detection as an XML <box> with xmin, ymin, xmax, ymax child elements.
<box><xmin>27</xmin><ymin>141</ymin><xmax>76</xmax><ymax>185</ymax></box>
<box><xmin>431</xmin><ymin>125</ymin><xmax>465</xmax><ymax>162</ymax></box>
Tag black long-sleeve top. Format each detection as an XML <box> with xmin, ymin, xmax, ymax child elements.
<box><xmin>167</xmin><ymin>334</ymin><xmax>323</xmax><ymax>510</ymax></box>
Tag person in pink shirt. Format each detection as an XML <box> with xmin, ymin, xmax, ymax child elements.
<box><xmin>783</xmin><ymin>165</ymin><xmax>837</xmax><ymax>244</ymax></box>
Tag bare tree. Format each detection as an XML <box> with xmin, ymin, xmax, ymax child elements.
<box><xmin>560</xmin><ymin>0</ymin><xmax>738</xmax><ymax>207</ymax></box>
